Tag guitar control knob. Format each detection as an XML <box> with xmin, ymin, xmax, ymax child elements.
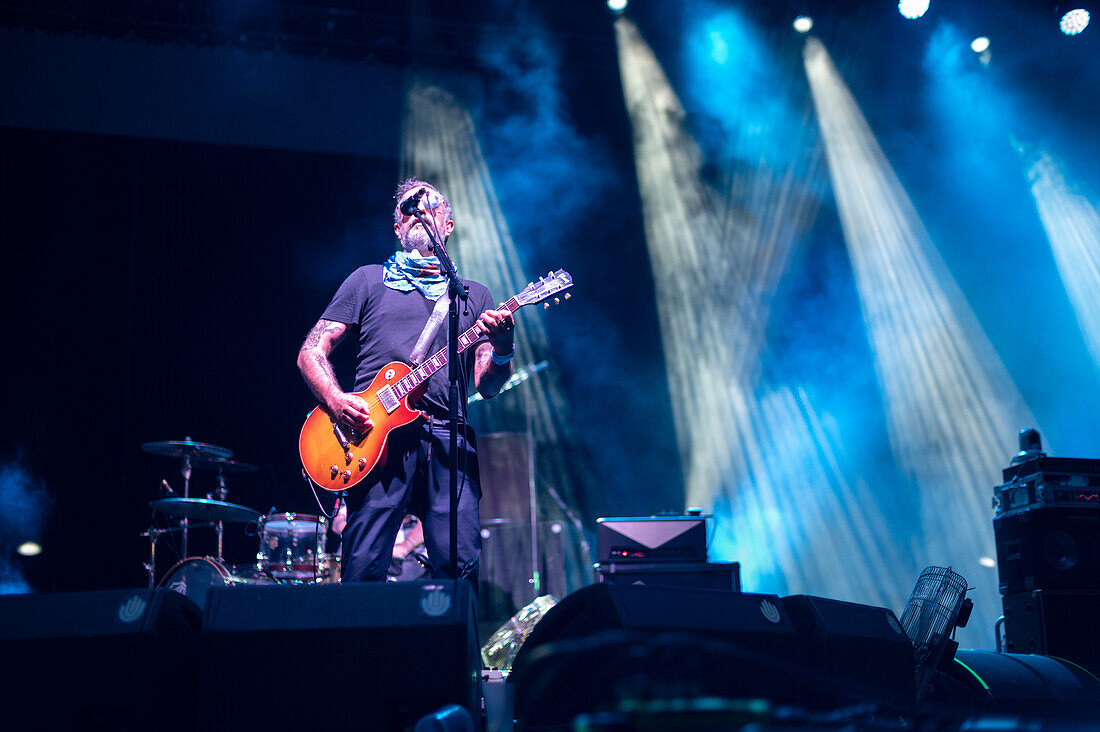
<box><xmin>330</xmin><ymin>465</ymin><xmax>339</xmax><ymax>478</ymax></box>
<box><xmin>341</xmin><ymin>470</ymin><xmax>352</xmax><ymax>482</ymax></box>
<box><xmin>345</xmin><ymin>451</ymin><xmax>353</xmax><ymax>464</ymax></box>
<box><xmin>358</xmin><ymin>457</ymin><xmax>367</xmax><ymax>470</ymax></box>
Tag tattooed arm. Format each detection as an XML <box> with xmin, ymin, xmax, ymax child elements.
<box><xmin>296</xmin><ymin>319</ymin><xmax>372</xmax><ymax>431</ymax></box>
<box><xmin>473</xmin><ymin>307</ymin><xmax>515</xmax><ymax>399</ymax></box>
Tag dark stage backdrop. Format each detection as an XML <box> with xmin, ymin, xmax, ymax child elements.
<box><xmin>2</xmin><ymin>126</ymin><xmax>404</xmax><ymax>590</ymax></box>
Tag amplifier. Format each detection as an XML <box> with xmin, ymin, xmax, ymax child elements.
<box><xmin>1002</xmin><ymin>590</ymin><xmax>1100</xmax><ymax>674</ymax></box>
<box><xmin>597</xmin><ymin>515</ymin><xmax>707</xmax><ymax>563</ymax></box>
<box><xmin>994</xmin><ymin>506</ymin><xmax>1100</xmax><ymax>594</ymax></box>
<box><xmin>995</xmin><ymin>457</ymin><xmax>1100</xmax><ymax>516</ymax></box>
<box><xmin>595</xmin><ymin>561</ymin><xmax>740</xmax><ymax>591</ymax></box>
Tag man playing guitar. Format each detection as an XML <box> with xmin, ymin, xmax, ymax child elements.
<box><xmin>297</xmin><ymin>179</ymin><xmax>514</xmax><ymax>587</ymax></box>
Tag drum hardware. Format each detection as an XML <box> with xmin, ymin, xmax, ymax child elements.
<box><xmin>147</xmin><ymin>499</ymin><xmax>256</xmax><ymax>586</ymax></box>
<box><xmin>142</xmin><ymin>437</ymin><xmax>234</xmax><ymax>558</ymax></box>
<box><xmin>157</xmin><ymin>556</ymin><xmax>274</xmax><ymax>610</ymax></box>
<box><xmin>139</xmin><ymin>521</ymin><xmax>215</xmax><ymax>589</ymax></box>
<box><xmin>149</xmin><ymin>498</ymin><xmax>262</xmax><ymax>524</ymax></box>
<box><xmin>143</xmin><ymin>437</ymin><xmax>260</xmax><ymax>586</ymax></box>
<box><xmin>193</xmin><ymin>460</ymin><xmax>257</xmax><ymax>556</ymax></box>
<box><xmin>257</xmin><ymin>512</ymin><xmax>330</xmax><ymax>583</ymax></box>
<box><xmin>141</xmin><ymin>438</ymin><xmax>234</xmax><ymax>461</ymax></box>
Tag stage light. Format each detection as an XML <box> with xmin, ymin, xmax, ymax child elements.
<box><xmin>616</xmin><ymin>15</ymin><xmax>911</xmax><ymax>614</ymax></box>
<box><xmin>804</xmin><ymin>36</ymin><xmax>1036</xmax><ymax>646</ymax></box>
<box><xmin>1028</xmin><ymin>152</ymin><xmax>1100</xmax><ymax>370</ymax></box>
<box><xmin>898</xmin><ymin>0</ymin><xmax>930</xmax><ymax>20</ymax></box>
<box><xmin>710</xmin><ymin>30</ymin><xmax>730</xmax><ymax>64</ymax></box>
<box><xmin>979</xmin><ymin>556</ymin><xmax>996</xmax><ymax>568</ymax></box>
<box><xmin>1060</xmin><ymin>8</ymin><xmax>1090</xmax><ymax>35</ymax></box>
<box><xmin>607</xmin><ymin>0</ymin><xmax>627</xmax><ymax>13</ymax></box>
<box><xmin>16</xmin><ymin>542</ymin><xmax>41</xmax><ymax>557</ymax></box>
<box><xmin>793</xmin><ymin>15</ymin><xmax>813</xmax><ymax>33</ymax></box>
<box><xmin>970</xmin><ymin>36</ymin><xmax>990</xmax><ymax>53</ymax></box>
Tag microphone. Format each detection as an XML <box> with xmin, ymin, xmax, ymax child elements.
<box><xmin>400</xmin><ymin>187</ymin><xmax>427</xmax><ymax>216</ymax></box>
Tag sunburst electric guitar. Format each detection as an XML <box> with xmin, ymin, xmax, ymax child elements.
<box><xmin>299</xmin><ymin>269</ymin><xmax>573</xmax><ymax>493</ymax></box>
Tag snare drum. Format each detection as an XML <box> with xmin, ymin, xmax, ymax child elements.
<box><xmin>158</xmin><ymin>556</ymin><xmax>271</xmax><ymax>609</ymax></box>
<box><xmin>257</xmin><ymin>513</ymin><xmax>328</xmax><ymax>582</ymax></box>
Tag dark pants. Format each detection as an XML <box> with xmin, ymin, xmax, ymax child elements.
<box><xmin>341</xmin><ymin>419</ymin><xmax>481</xmax><ymax>590</ymax></box>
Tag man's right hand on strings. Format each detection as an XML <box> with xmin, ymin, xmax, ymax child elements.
<box><xmin>329</xmin><ymin>392</ymin><xmax>372</xmax><ymax>432</ymax></box>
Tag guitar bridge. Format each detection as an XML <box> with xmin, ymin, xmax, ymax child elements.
<box><xmin>377</xmin><ymin>384</ymin><xmax>400</xmax><ymax>414</ymax></box>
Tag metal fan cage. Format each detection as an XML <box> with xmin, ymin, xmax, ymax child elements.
<box><xmin>900</xmin><ymin>565</ymin><xmax>968</xmax><ymax>648</ymax></box>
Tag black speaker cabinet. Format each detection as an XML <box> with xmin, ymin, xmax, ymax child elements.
<box><xmin>0</xmin><ymin>589</ymin><xmax>202</xmax><ymax>730</ymax></box>
<box><xmin>1002</xmin><ymin>590</ymin><xmax>1100</xmax><ymax>674</ymax></box>
<box><xmin>994</xmin><ymin>507</ymin><xmax>1100</xmax><ymax>594</ymax></box>
<box><xmin>510</xmin><ymin>584</ymin><xmax>800</xmax><ymax>729</ymax></box>
<box><xmin>199</xmin><ymin>581</ymin><xmax>478</xmax><ymax>731</ymax></box>
<box><xmin>780</xmin><ymin>595</ymin><xmax>914</xmax><ymax>706</ymax></box>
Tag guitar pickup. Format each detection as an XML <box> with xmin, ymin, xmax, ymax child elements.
<box><xmin>377</xmin><ymin>385</ymin><xmax>400</xmax><ymax>414</ymax></box>
<box><xmin>332</xmin><ymin>422</ymin><xmax>350</xmax><ymax>450</ymax></box>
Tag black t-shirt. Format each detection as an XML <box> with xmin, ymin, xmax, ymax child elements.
<box><xmin>321</xmin><ymin>264</ymin><xmax>495</xmax><ymax>420</ymax></box>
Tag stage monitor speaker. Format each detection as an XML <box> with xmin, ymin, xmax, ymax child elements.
<box><xmin>199</xmin><ymin>580</ymin><xmax>478</xmax><ymax>731</ymax></box>
<box><xmin>994</xmin><ymin>506</ymin><xmax>1100</xmax><ymax>594</ymax></box>
<box><xmin>510</xmin><ymin>584</ymin><xmax>800</xmax><ymax>729</ymax></box>
<box><xmin>1002</xmin><ymin>590</ymin><xmax>1100</xmax><ymax>674</ymax></box>
<box><xmin>0</xmin><ymin>589</ymin><xmax>202</xmax><ymax>730</ymax></box>
<box><xmin>779</xmin><ymin>595</ymin><xmax>914</xmax><ymax>706</ymax></box>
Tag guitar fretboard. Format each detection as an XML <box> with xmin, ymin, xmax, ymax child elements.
<box><xmin>392</xmin><ymin>295</ymin><xmax>520</xmax><ymax>399</ymax></box>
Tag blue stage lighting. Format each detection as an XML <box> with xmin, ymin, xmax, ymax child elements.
<box><xmin>898</xmin><ymin>0</ymin><xmax>930</xmax><ymax>20</ymax></box>
<box><xmin>607</xmin><ymin>0</ymin><xmax>627</xmax><ymax>13</ymax></box>
<box><xmin>970</xmin><ymin>36</ymin><xmax>990</xmax><ymax>53</ymax></box>
<box><xmin>1060</xmin><ymin>9</ymin><xmax>1090</xmax><ymax>35</ymax></box>
<box><xmin>793</xmin><ymin>15</ymin><xmax>813</xmax><ymax>33</ymax></box>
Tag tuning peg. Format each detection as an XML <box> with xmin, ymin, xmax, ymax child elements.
<box><xmin>548</xmin><ymin>270</ymin><xmax>553</xmax><ymax>277</ymax></box>
<box><xmin>543</xmin><ymin>303</ymin><xmax>550</xmax><ymax>309</ymax></box>
<box><xmin>564</xmin><ymin>293</ymin><xmax>571</xmax><ymax>300</ymax></box>
<box><xmin>554</xmin><ymin>297</ymin><xmax>560</xmax><ymax>305</ymax></box>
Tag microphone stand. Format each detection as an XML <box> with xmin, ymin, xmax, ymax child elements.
<box><xmin>410</xmin><ymin>208</ymin><xmax>467</xmax><ymax>581</ymax></box>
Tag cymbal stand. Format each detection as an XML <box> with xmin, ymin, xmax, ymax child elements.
<box><xmin>181</xmin><ymin>455</ymin><xmax>192</xmax><ymax>558</ymax></box>
<box><xmin>211</xmin><ymin>469</ymin><xmax>228</xmax><ymax>561</ymax></box>
<box><xmin>524</xmin><ymin>376</ymin><xmax>541</xmax><ymax>600</ymax></box>
<box><xmin>141</xmin><ymin>526</ymin><xmax>171</xmax><ymax>589</ymax></box>
<box><xmin>140</xmin><ymin>522</ymin><xmax>214</xmax><ymax>587</ymax></box>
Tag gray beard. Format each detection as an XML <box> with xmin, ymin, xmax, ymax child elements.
<box><xmin>400</xmin><ymin>226</ymin><xmax>433</xmax><ymax>253</ymax></box>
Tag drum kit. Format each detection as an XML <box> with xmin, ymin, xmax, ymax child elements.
<box><xmin>141</xmin><ymin>438</ymin><xmax>338</xmax><ymax>610</ymax></box>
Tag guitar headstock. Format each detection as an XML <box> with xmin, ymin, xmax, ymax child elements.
<box><xmin>515</xmin><ymin>269</ymin><xmax>573</xmax><ymax>309</ymax></box>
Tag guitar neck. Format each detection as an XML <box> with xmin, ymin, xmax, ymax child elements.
<box><xmin>390</xmin><ymin>295</ymin><xmax>520</xmax><ymax>400</ymax></box>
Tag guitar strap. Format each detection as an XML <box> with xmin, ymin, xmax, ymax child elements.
<box><xmin>409</xmin><ymin>293</ymin><xmax>450</xmax><ymax>366</ymax></box>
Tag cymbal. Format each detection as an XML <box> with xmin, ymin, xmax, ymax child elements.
<box><xmin>150</xmin><ymin>497</ymin><xmax>260</xmax><ymax>524</ymax></box>
<box><xmin>190</xmin><ymin>457</ymin><xmax>258</xmax><ymax>474</ymax></box>
<box><xmin>142</xmin><ymin>439</ymin><xmax>234</xmax><ymax>460</ymax></box>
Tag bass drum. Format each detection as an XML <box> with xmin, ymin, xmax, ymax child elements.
<box><xmin>158</xmin><ymin>556</ymin><xmax>273</xmax><ymax>610</ymax></box>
